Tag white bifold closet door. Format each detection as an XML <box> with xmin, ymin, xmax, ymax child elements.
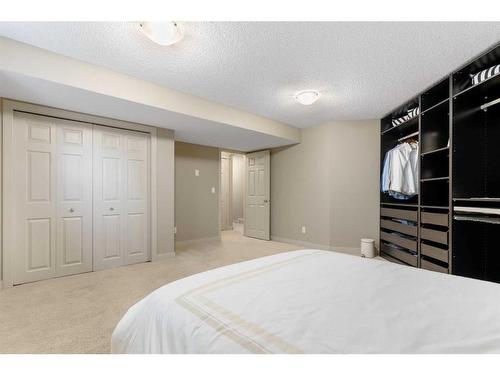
<box><xmin>92</xmin><ymin>125</ymin><xmax>150</xmax><ymax>270</ymax></box>
<box><xmin>13</xmin><ymin>113</ymin><xmax>93</xmax><ymax>284</ymax></box>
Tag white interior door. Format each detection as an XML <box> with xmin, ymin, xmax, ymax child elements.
<box><xmin>220</xmin><ymin>153</ymin><xmax>232</xmax><ymax>231</ymax></box>
<box><xmin>244</xmin><ymin>150</ymin><xmax>270</xmax><ymax>240</ymax></box>
<box><xmin>12</xmin><ymin>113</ymin><xmax>93</xmax><ymax>284</ymax></box>
<box><xmin>93</xmin><ymin>125</ymin><xmax>150</xmax><ymax>270</ymax></box>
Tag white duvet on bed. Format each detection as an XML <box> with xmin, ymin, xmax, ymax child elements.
<box><xmin>111</xmin><ymin>250</ymin><xmax>500</xmax><ymax>354</ymax></box>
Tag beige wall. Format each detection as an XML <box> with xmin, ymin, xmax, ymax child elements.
<box><xmin>271</xmin><ymin>124</ymin><xmax>332</xmax><ymax>248</ymax></box>
<box><xmin>231</xmin><ymin>154</ymin><xmax>245</xmax><ymax>222</ymax></box>
<box><xmin>156</xmin><ymin>128</ymin><xmax>176</xmax><ymax>257</ymax></box>
<box><xmin>271</xmin><ymin>120</ymin><xmax>380</xmax><ymax>253</ymax></box>
<box><xmin>175</xmin><ymin>142</ymin><xmax>220</xmax><ymax>242</ymax></box>
<box><xmin>329</xmin><ymin>120</ymin><xmax>380</xmax><ymax>249</ymax></box>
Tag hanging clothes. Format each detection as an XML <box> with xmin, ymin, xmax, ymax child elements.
<box><xmin>381</xmin><ymin>141</ymin><xmax>419</xmax><ymax>199</ymax></box>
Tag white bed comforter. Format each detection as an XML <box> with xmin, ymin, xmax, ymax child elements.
<box><xmin>111</xmin><ymin>250</ymin><xmax>500</xmax><ymax>353</ymax></box>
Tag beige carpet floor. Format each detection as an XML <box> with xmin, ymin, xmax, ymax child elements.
<box><xmin>0</xmin><ymin>230</ymin><xmax>302</xmax><ymax>354</ymax></box>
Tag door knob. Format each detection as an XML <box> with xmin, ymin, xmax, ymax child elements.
<box><xmin>264</xmin><ymin>200</ymin><xmax>269</xmax><ymax>203</ymax></box>
<box><xmin>110</xmin><ymin>207</ymin><xmax>114</xmax><ymax>211</ymax></box>
<box><xmin>69</xmin><ymin>208</ymin><xmax>74</xmax><ymax>213</ymax></box>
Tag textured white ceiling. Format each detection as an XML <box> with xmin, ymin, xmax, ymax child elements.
<box><xmin>0</xmin><ymin>22</ymin><xmax>500</xmax><ymax>128</ymax></box>
<box><xmin>0</xmin><ymin>70</ymin><xmax>295</xmax><ymax>152</ymax></box>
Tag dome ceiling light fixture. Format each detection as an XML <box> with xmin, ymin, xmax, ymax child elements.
<box><xmin>139</xmin><ymin>21</ymin><xmax>183</xmax><ymax>46</ymax></box>
<box><xmin>294</xmin><ymin>90</ymin><xmax>321</xmax><ymax>106</ymax></box>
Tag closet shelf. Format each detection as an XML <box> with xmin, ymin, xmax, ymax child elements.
<box><xmin>453</xmin><ymin>197</ymin><xmax>500</xmax><ymax>202</ymax></box>
<box><xmin>380</xmin><ymin>202</ymin><xmax>418</xmax><ymax>208</ymax></box>
<box><xmin>421</xmin><ymin>176</ymin><xmax>449</xmax><ymax>182</ymax></box>
<box><xmin>454</xmin><ymin>215</ymin><xmax>500</xmax><ymax>225</ymax></box>
<box><xmin>420</xmin><ymin>146</ymin><xmax>449</xmax><ymax>157</ymax></box>
<box><xmin>381</xmin><ymin>116</ymin><xmax>418</xmax><ymax>136</ymax></box>
<box><xmin>453</xmin><ymin>72</ymin><xmax>500</xmax><ymax>98</ymax></box>
<box><xmin>421</xmin><ymin>205</ymin><xmax>449</xmax><ymax>210</ymax></box>
<box><xmin>420</xmin><ymin>98</ymin><xmax>449</xmax><ymax>116</ymax></box>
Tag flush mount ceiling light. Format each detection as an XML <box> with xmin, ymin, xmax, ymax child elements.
<box><xmin>294</xmin><ymin>90</ymin><xmax>321</xmax><ymax>105</ymax></box>
<box><xmin>139</xmin><ymin>22</ymin><xmax>183</xmax><ymax>46</ymax></box>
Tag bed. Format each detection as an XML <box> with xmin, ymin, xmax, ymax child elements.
<box><xmin>111</xmin><ymin>249</ymin><xmax>500</xmax><ymax>353</ymax></box>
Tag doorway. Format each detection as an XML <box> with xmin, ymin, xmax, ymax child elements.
<box><xmin>220</xmin><ymin>151</ymin><xmax>246</xmax><ymax>235</ymax></box>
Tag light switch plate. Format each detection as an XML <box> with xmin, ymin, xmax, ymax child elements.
<box><xmin>211</xmin><ymin>187</ymin><xmax>216</xmax><ymax>194</ymax></box>
<box><xmin>174</xmin><ymin>226</ymin><xmax>177</xmax><ymax>234</ymax></box>
<box><xmin>195</xmin><ymin>169</ymin><xmax>200</xmax><ymax>177</ymax></box>
<box><xmin>301</xmin><ymin>226</ymin><xmax>306</xmax><ymax>234</ymax></box>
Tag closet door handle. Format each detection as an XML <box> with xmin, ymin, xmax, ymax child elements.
<box><xmin>110</xmin><ymin>207</ymin><xmax>114</xmax><ymax>211</ymax></box>
<box><xmin>69</xmin><ymin>208</ymin><xmax>74</xmax><ymax>213</ymax></box>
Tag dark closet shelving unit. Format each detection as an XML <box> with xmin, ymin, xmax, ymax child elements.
<box><xmin>380</xmin><ymin>97</ymin><xmax>420</xmax><ymax>267</ymax></box>
<box><xmin>379</xmin><ymin>41</ymin><xmax>500</xmax><ymax>283</ymax></box>
<box><xmin>451</xmin><ymin>43</ymin><xmax>500</xmax><ymax>283</ymax></box>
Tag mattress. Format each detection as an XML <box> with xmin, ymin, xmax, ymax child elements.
<box><xmin>111</xmin><ymin>249</ymin><xmax>500</xmax><ymax>353</ymax></box>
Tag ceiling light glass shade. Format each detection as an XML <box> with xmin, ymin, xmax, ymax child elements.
<box><xmin>139</xmin><ymin>22</ymin><xmax>183</xmax><ymax>46</ymax></box>
<box><xmin>295</xmin><ymin>90</ymin><xmax>321</xmax><ymax>105</ymax></box>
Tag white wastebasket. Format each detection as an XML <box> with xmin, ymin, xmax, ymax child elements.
<box><xmin>361</xmin><ymin>238</ymin><xmax>375</xmax><ymax>258</ymax></box>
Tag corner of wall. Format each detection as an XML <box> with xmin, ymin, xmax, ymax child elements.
<box><xmin>156</xmin><ymin>128</ymin><xmax>175</xmax><ymax>257</ymax></box>
<box><xmin>174</xmin><ymin>142</ymin><xmax>220</xmax><ymax>242</ymax></box>
<box><xmin>0</xmin><ymin>98</ymin><xmax>3</xmax><ymax>284</ymax></box>
<box><xmin>271</xmin><ymin>119</ymin><xmax>380</xmax><ymax>251</ymax></box>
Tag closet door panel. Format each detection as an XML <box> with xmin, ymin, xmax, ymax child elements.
<box><xmin>103</xmin><ymin>214</ymin><xmax>121</xmax><ymax>259</ymax></box>
<box><xmin>61</xmin><ymin>217</ymin><xmax>83</xmax><ymax>265</ymax></box>
<box><xmin>103</xmin><ymin>157</ymin><xmax>120</xmax><ymax>201</ymax></box>
<box><xmin>93</xmin><ymin>126</ymin><xmax>124</xmax><ymax>270</ymax></box>
<box><xmin>124</xmin><ymin>132</ymin><xmax>150</xmax><ymax>265</ymax></box>
<box><xmin>93</xmin><ymin>126</ymin><xmax>150</xmax><ymax>269</ymax></box>
<box><xmin>55</xmin><ymin>119</ymin><xmax>93</xmax><ymax>276</ymax></box>
<box><xmin>13</xmin><ymin>112</ymin><xmax>57</xmax><ymax>284</ymax></box>
<box><xmin>127</xmin><ymin>213</ymin><xmax>146</xmax><ymax>257</ymax></box>
<box><xmin>28</xmin><ymin>151</ymin><xmax>52</xmax><ymax>202</ymax></box>
<box><xmin>26</xmin><ymin>218</ymin><xmax>52</xmax><ymax>271</ymax></box>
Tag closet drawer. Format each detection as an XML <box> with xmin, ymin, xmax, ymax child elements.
<box><xmin>381</xmin><ymin>242</ymin><xmax>417</xmax><ymax>266</ymax></box>
<box><xmin>380</xmin><ymin>232</ymin><xmax>417</xmax><ymax>253</ymax></box>
<box><xmin>421</xmin><ymin>227</ymin><xmax>448</xmax><ymax>245</ymax></box>
<box><xmin>421</xmin><ymin>243</ymin><xmax>448</xmax><ymax>263</ymax></box>
<box><xmin>381</xmin><ymin>252</ymin><xmax>407</xmax><ymax>266</ymax></box>
<box><xmin>421</xmin><ymin>212</ymin><xmax>449</xmax><ymax>227</ymax></box>
<box><xmin>380</xmin><ymin>219</ymin><xmax>417</xmax><ymax>237</ymax></box>
<box><xmin>421</xmin><ymin>259</ymin><xmax>448</xmax><ymax>274</ymax></box>
<box><xmin>381</xmin><ymin>207</ymin><xmax>418</xmax><ymax>222</ymax></box>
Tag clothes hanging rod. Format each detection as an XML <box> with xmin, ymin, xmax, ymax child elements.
<box><xmin>481</xmin><ymin>97</ymin><xmax>500</xmax><ymax>111</ymax></box>
<box><xmin>397</xmin><ymin>131</ymin><xmax>419</xmax><ymax>142</ymax></box>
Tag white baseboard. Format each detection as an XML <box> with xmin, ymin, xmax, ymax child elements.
<box><xmin>156</xmin><ymin>252</ymin><xmax>176</xmax><ymax>262</ymax></box>
<box><xmin>271</xmin><ymin>236</ymin><xmax>362</xmax><ymax>257</ymax></box>
<box><xmin>175</xmin><ymin>236</ymin><xmax>221</xmax><ymax>246</ymax></box>
<box><xmin>329</xmin><ymin>246</ymin><xmax>362</xmax><ymax>256</ymax></box>
<box><xmin>270</xmin><ymin>236</ymin><xmax>331</xmax><ymax>251</ymax></box>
